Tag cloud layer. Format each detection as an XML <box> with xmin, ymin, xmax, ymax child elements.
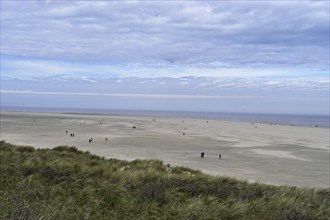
<box><xmin>1</xmin><ymin>1</ymin><xmax>329</xmax><ymax>71</ymax></box>
<box><xmin>1</xmin><ymin>1</ymin><xmax>329</xmax><ymax>114</ymax></box>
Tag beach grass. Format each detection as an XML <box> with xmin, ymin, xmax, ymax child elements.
<box><xmin>0</xmin><ymin>141</ymin><xmax>329</xmax><ymax>219</ymax></box>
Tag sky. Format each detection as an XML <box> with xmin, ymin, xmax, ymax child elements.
<box><xmin>1</xmin><ymin>0</ymin><xmax>329</xmax><ymax>114</ymax></box>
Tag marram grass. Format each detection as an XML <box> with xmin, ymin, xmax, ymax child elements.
<box><xmin>0</xmin><ymin>141</ymin><xmax>329</xmax><ymax>219</ymax></box>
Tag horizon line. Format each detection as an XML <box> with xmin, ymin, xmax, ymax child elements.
<box><xmin>0</xmin><ymin>90</ymin><xmax>258</xmax><ymax>99</ymax></box>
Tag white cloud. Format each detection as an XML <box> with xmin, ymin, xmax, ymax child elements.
<box><xmin>1</xmin><ymin>1</ymin><xmax>328</xmax><ymax>72</ymax></box>
<box><xmin>3</xmin><ymin>58</ymin><xmax>328</xmax><ymax>82</ymax></box>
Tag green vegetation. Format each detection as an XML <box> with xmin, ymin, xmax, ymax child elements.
<box><xmin>0</xmin><ymin>141</ymin><xmax>329</xmax><ymax>219</ymax></box>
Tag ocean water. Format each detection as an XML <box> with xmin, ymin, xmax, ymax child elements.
<box><xmin>1</xmin><ymin>106</ymin><xmax>329</xmax><ymax>128</ymax></box>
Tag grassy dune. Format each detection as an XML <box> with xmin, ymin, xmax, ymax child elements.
<box><xmin>0</xmin><ymin>141</ymin><xmax>329</xmax><ymax>219</ymax></box>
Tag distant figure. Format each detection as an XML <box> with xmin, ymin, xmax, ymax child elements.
<box><xmin>88</xmin><ymin>139</ymin><xmax>91</xmax><ymax>143</ymax></box>
<box><xmin>315</xmin><ymin>125</ymin><xmax>318</xmax><ymax>127</ymax></box>
<box><xmin>66</xmin><ymin>130</ymin><xmax>68</xmax><ymax>134</ymax></box>
<box><xmin>70</xmin><ymin>133</ymin><xmax>73</xmax><ymax>137</ymax></box>
<box><xmin>133</xmin><ymin>126</ymin><xmax>136</xmax><ymax>129</ymax></box>
<box><xmin>206</xmin><ymin>121</ymin><xmax>209</xmax><ymax>123</ymax></box>
<box><xmin>183</xmin><ymin>132</ymin><xmax>185</xmax><ymax>136</ymax></box>
<box><xmin>72</xmin><ymin>133</ymin><xmax>75</xmax><ymax>137</ymax></box>
<box><xmin>201</xmin><ymin>152</ymin><xmax>204</xmax><ymax>158</ymax></box>
<box><xmin>105</xmin><ymin>138</ymin><xmax>108</xmax><ymax>141</ymax></box>
<box><xmin>219</xmin><ymin>154</ymin><xmax>222</xmax><ymax>159</ymax></box>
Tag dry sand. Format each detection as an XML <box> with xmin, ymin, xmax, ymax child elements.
<box><xmin>1</xmin><ymin>111</ymin><xmax>329</xmax><ymax>188</ymax></box>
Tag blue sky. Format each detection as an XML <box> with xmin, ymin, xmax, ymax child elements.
<box><xmin>1</xmin><ymin>1</ymin><xmax>329</xmax><ymax>114</ymax></box>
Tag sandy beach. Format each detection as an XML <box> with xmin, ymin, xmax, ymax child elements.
<box><xmin>1</xmin><ymin>111</ymin><xmax>329</xmax><ymax>188</ymax></box>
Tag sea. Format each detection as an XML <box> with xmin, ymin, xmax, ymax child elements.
<box><xmin>1</xmin><ymin>106</ymin><xmax>329</xmax><ymax>128</ymax></box>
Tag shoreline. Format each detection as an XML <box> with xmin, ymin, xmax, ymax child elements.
<box><xmin>1</xmin><ymin>108</ymin><xmax>329</xmax><ymax>129</ymax></box>
<box><xmin>1</xmin><ymin>111</ymin><xmax>329</xmax><ymax>188</ymax></box>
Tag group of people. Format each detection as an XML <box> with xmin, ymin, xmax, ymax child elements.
<box><xmin>66</xmin><ymin>130</ymin><xmax>110</xmax><ymax>143</ymax></box>
<box><xmin>88</xmin><ymin>137</ymin><xmax>109</xmax><ymax>143</ymax></box>
<box><xmin>201</xmin><ymin>152</ymin><xmax>222</xmax><ymax>159</ymax></box>
<box><xmin>66</xmin><ymin>130</ymin><xmax>75</xmax><ymax>137</ymax></box>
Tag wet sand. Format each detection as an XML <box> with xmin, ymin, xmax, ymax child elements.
<box><xmin>1</xmin><ymin>111</ymin><xmax>329</xmax><ymax>188</ymax></box>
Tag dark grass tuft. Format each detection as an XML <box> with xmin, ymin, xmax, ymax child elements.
<box><xmin>53</xmin><ymin>145</ymin><xmax>79</xmax><ymax>153</ymax></box>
